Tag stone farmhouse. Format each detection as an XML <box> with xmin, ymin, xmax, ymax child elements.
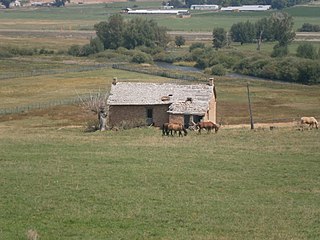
<box><xmin>107</xmin><ymin>78</ymin><xmax>217</xmax><ymax>128</ymax></box>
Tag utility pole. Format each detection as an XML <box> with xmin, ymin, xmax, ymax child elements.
<box><xmin>247</xmin><ymin>82</ymin><xmax>254</xmax><ymax>130</ymax></box>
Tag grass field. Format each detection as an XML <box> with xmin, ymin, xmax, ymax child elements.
<box><xmin>0</xmin><ymin>117</ymin><xmax>320</xmax><ymax>239</ymax></box>
<box><xmin>0</xmin><ymin>3</ymin><xmax>319</xmax><ymax>31</ymax></box>
<box><xmin>1</xmin><ymin>3</ymin><xmax>320</xmax><ymax>239</ymax></box>
<box><xmin>1</xmin><ymin>56</ymin><xmax>320</xmax><ymax>124</ymax></box>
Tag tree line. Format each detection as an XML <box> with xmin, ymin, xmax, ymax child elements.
<box><xmin>222</xmin><ymin>12</ymin><xmax>295</xmax><ymax>56</ymax></box>
<box><xmin>66</xmin><ymin>12</ymin><xmax>319</xmax><ymax>84</ymax></box>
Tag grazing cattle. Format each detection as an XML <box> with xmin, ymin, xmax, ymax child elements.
<box><xmin>300</xmin><ymin>117</ymin><xmax>318</xmax><ymax>129</ymax></box>
<box><xmin>162</xmin><ymin>123</ymin><xmax>188</xmax><ymax>137</ymax></box>
<box><xmin>197</xmin><ymin>121</ymin><xmax>220</xmax><ymax>134</ymax></box>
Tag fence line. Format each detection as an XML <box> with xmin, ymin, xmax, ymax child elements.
<box><xmin>0</xmin><ymin>95</ymin><xmax>92</xmax><ymax>116</ymax></box>
<box><xmin>0</xmin><ymin>64</ymin><xmax>112</xmax><ymax>80</ymax></box>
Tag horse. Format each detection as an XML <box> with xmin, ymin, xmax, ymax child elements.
<box><xmin>300</xmin><ymin>117</ymin><xmax>318</xmax><ymax>129</ymax></box>
<box><xmin>162</xmin><ymin>123</ymin><xmax>188</xmax><ymax>137</ymax></box>
<box><xmin>197</xmin><ymin>121</ymin><xmax>220</xmax><ymax>134</ymax></box>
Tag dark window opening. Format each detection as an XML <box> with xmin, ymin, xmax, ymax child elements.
<box><xmin>146</xmin><ymin>109</ymin><xmax>153</xmax><ymax>125</ymax></box>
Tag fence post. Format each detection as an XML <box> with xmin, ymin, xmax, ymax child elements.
<box><xmin>247</xmin><ymin>82</ymin><xmax>254</xmax><ymax>130</ymax></box>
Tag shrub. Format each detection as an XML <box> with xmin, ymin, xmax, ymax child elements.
<box><xmin>190</xmin><ymin>48</ymin><xmax>205</xmax><ymax>61</ymax></box>
<box><xmin>90</xmin><ymin>37</ymin><xmax>104</xmax><ymax>54</ymax></box>
<box><xmin>136</xmin><ymin>45</ymin><xmax>163</xmax><ymax>55</ymax></box>
<box><xmin>189</xmin><ymin>42</ymin><xmax>205</xmax><ymax>52</ymax></box>
<box><xmin>298</xmin><ymin>60</ymin><xmax>320</xmax><ymax>84</ymax></box>
<box><xmin>296</xmin><ymin>43</ymin><xmax>318</xmax><ymax>60</ymax></box>
<box><xmin>211</xmin><ymin>64</ymin><xmax>226</xmax><ymax>76</ymax></box>
<box><xmin>153</xmin><ymin>52</ymin><xmax>182</xmax><ymax>63</ymax></box>
<box><xmin>68</xmin><ymin>45</ymin><xmax>82</xmax><ymax>56</ymax></box>
<box><xmin>298</xmin><ymin>23</ymin><xmax>320</xmax><ymax>32</ymax></box>
<box><xmin>271</xmin><ymin>44</ymin><xmax>288</xmax><ymax>57</ymax></box>
<box><xmin>79</xmin><ymin>44</ymin><xmax>95</xmax><ymax>56</ymax></box>
<box><xmin>131</xmin><ymin>51</ymin><xmax>153</xmax><ymax>64</ymax></box>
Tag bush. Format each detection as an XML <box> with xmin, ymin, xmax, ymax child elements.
<box><xmin>136</xmin><ymin>45</ymin><xmax>163</xmax><ymax>55</ymax></box>
<box><xmin>90</xmin><ymin>37</ymin><xmax>104</xmax><ymax>54</ymax></box>
<box><xmin>68</xmin><ymin>45</ymin><xmax>82</xmax><ymax>56</ymax></box>
<box><xmin>189</xmin><ymin>42</ymin><xmax>205</xmax><ymax>52</ymax></box>
<box><xmin>131</xmin><ymin>51</ymin><xmax>153</xmax><ymax>64</ymax></box>
<box><xmin>7</xmin><ymin>47</ymin><xmax>34</xmax><ymax>56</ymax></box>
<box><xmin>153</xmin><ymin>52</ymin><xmax>179</xmax><ymax>63</ymax></box>
<box><xmin>296</xmin><ymin>43</ymin><xmax>318</xmax><ymax>60</ymax></box>
<box><xmin>190</xmin><ymin>48</ymin><xmax>205</xmax><ymax>61</ymax></box>
<box><xmin>298</xmin><ymin>60</ymin><xmax>320</xmax><ymax>84</ymax></box>
<box><xmin>95</xmin><ymin>50</ymin><xmax>131</xmax><ymax>62</ymax></box>
<box><xmin>211</xmin><ymin>64</ymin><xmax>226</xmax><ymax>76</ymax></box>
<box><xmin>298</xmin><ymin>23</ymin><xmax>320</xmax><ymax>32</ymax></box>
<box><xmin>271</xmin><ymin>44</ymin><xmax>288</xmax><ymax>57</ymax></box>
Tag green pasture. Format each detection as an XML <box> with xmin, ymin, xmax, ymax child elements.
<box><xmin>0</xmin><ymin>118</ymin><xmax>320</xmax><ymax>239</ymax></box>
<box><xmin>1</xmin><ymin>56</ymin><xmax>320</xmax><ymax>124</ymax></box>
<box><xmin>0</xmin><ymin>3</ymin><xmax>319</xmax><ymax>31</ymax></box>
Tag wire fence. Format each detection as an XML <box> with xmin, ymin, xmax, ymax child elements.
<box><xmin>0</xmin><ymin>64</ymin><xmax>112</xmax><ymax>81</ymax></box>
<box><xmin>0</xmin><ymin>95</ymin><xmax>92</xmax><ymax>116</ymax></box>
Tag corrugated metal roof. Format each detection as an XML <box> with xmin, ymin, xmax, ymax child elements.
<box><xmin>107</xmin><ymin>82</ymin><xmax>214</xmax><ymax>114</ymax></box>
<box><xmin>221</xmin><ymin>5</ymin><xmax>271</xmax><ymax>11</ymax></box>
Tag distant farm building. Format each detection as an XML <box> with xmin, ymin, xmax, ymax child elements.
<box><xmin>220</xmin><ymin>5</ymin><xmax>271</xmax><ymax>11</ymax></box>
<box><xmin>125</xmin><ymin>8</ymin><xmax>190</xmax><ymax>15</ymax></box>
<box><xmin>107</xmin><ymin>79</ymin><xmax>217</xmax><ymax>128</ymax></box>
<box><xmin>190</xmin><ymin>5</ymin><xmax>219</xmax><ymax>10</ymax></box>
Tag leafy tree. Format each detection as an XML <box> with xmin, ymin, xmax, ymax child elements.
<box><xmin>175</xmin><ymin>35</ymin><xmax>186</xmax><ymax>47</ymax></box>
<box><xmin>0</xmin><ymin>0</ymin><xmax>14</xmax><ymax>8</ymax></box>
<box><xmin>255</xmin><ymin>17</ymin><xmax>274</xmax><ymax>50</ymax></box>
<box><xmin>123</xmin><ymin>18</ymin><xmax>169</xmax><ymax>49</ymax></box>
<box><xmin>271</xmin><ymin>0</ymin><xmax>287</xmax><ymax>9</ymax></box>
<box><xmin>212</xmin><ymin>28</ymin><xmax>227</xmax><ymax>49</ymax></box>
<box><xmin>230</xmin><ymin>21</ymin><xmax>255</xmax><ymax>45</ymax></box>
<box><xmin>296</xmin><ymin>43</ymin><xmax>318</xmax><ymax>59</ymax></box>
<box><xmin>167</xmin><ymin>0</ymin><xmax>185</xmax><ymax>7</ymax></box>
<box><xmin>270</xmin><ymin>12</ymin><xmax>295</xmax><ymax>57</ymax></box>
<box><xmin>185</xmin><ymin>0</ymin><xmax>204</xmax><ymax>8</ymax></box>
<box><xmin>94</xmin><ymin>14</ymin><xmax>125</xmax><ymax>50</ymax></box>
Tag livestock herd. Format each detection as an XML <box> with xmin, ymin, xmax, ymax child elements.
<box><xmin>161</xmin><ymin>117</ymin><xmax>318</xmax><ymax>137</ymax></box>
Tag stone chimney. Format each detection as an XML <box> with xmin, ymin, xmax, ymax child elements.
<box><xmin>112</xmin><ymin>77</ymin><xmax>117</xmax><ymax>85</ymax></box>
<box><xmin>209</xmin><ymin>77</ymin><xmax>214</xmax><ymax>86</ymax></box>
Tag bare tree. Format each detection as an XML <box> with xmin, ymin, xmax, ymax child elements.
<box><xmin>78</xmin><ymin>90</ymin><xmax>109</xmax><ymax>131</ymax></box>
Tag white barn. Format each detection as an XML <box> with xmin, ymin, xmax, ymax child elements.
<box><xmin>190</xmin><ymin>5</ymin><xmax>219</xmax><ymax>10</ymax></box>
<box><xmin>220</xmin><ymin>5</ymin><xmax>271</xmax><ymax>11</ymax></box>
<box><xmin>126</xmin><ymin>9</ymin><xmax>189</xmax><ymax>15</ymax></box>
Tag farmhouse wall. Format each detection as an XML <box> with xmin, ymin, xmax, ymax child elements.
<box><xmin>206</xmin><ymin>98</ymin><xmax>217</xmax><ymax>123</ymax></box>
<box><xmin>108</xmin><ymin>104</ymin><xmax>169</xmax><ymax>127</ymax></box>
<box><xmin>169</xmin><ymin>114</ymin><xmax>184</xmax><ymax>125</ymax></box>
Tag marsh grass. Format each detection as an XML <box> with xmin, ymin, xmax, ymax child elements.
<box><xmin>0</xmin><ymin>119</ymin><xmax>319</xmax><ymax>239</ymax></box>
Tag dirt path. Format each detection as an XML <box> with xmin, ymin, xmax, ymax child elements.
<box><xmin>222</xmin><ymin>121</ymin><xmax>298</xmax><ymax>130</ymax></box>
